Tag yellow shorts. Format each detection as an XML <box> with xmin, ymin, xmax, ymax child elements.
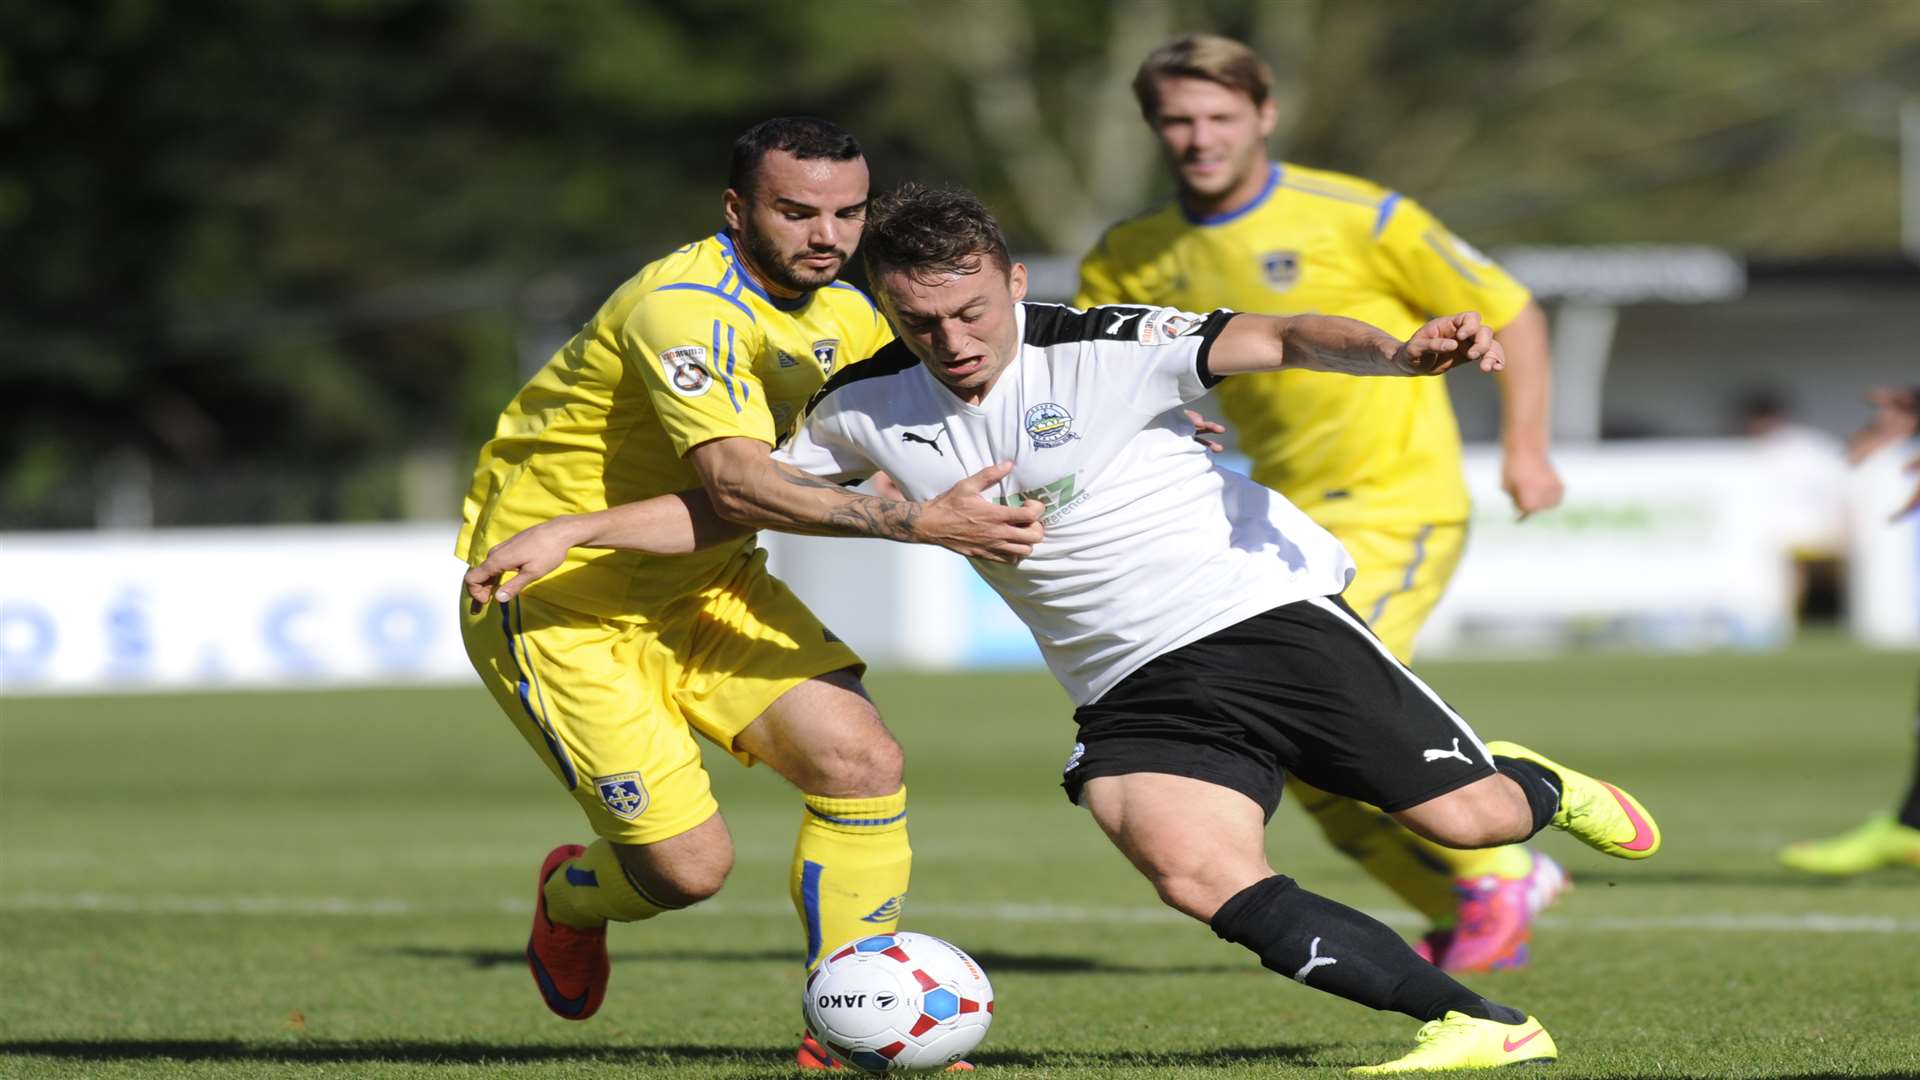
<box><xmin>459</xmin><ymin>546</ymin><xmax>864</xmax><ymax>846</ymax></box>
<box><xmin>1332</xmin><ymin>523</ymin><xmax>1467</xmax><ymax>664</ymax></box>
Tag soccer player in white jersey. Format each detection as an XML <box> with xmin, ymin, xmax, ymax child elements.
<box><xmin>467</xmin><ymin>184</ymin><xmax>1663</xmax><ymax>1073</ymax></box>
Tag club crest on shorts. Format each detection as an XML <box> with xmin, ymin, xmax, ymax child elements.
<box><xmin>594</xmin><ymin>772</ymin><xmax>650</xmax><ymax>820</ymax></box>
<box><xmin>660</xmin><ymin>346</ymin><xmax>712</xmax><ymax>397</ymax></box>
<box><xmin>1260</xmin><ymin>250</ymin><xmax>1300</xmax><ymax>290</ymax></box>
<box><xmin>812</xmin><ymin>339</ymin><xmax>839</xmax><ymax>374</ymax></box>
<box><xmin>1024</xmin><ymin>402</ymin><xmax>1077</xmax><ymax>449</ymax></box>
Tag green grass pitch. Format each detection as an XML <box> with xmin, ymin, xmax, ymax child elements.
<box><xmin>4</xmin><ymin>639</ymin><xmax>1918</xmax><ymax>1078</ymax></box>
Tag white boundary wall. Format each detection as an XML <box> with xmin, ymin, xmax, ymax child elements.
<box><xmin>2</xmin><ymin>440</ymin><xmax>1913</xmax><ymax>695</ymax></box>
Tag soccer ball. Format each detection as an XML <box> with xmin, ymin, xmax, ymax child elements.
<box><xmin>803</xmin><ymin>932</ymin><xmax>994</xmax><ymax>1072</ymax></box>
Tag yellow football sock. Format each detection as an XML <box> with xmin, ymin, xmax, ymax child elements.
<box><xmin>542</xmin><ymin>838</ymin><xmax>675</xmax><ymax>930</ymax></box>
<box><xmin>1289</xmin><ymin>777</ymin><xmax>1529</xmax><ymax>924</ymax></box>
<box><xmin>792</xmin><ymin>785</ymin><xmax>912</xmax><ymax>969</ymax></box>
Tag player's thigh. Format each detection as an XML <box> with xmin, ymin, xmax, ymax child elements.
<box><xmin>672</xmin><ymin>551</ymin><xmax>887</xmax><ymax>792</ymax></box>
<box><xmin>459</xmin><ymin>589</ymin><xmax>719</xmax><ymax>846</ymax></box>
<box><xmin>1220</xmin><ymin>595</ymin><xmax>1495</xmax><ymax>814</ymax></box>
<box><xmin>1333</xmin><ymin>523</ymin><xmax>1466</xmax><ymax>663</ymax></box>
<box><xmin>735</xmin><ymin>668</ymin><xmax>902</xmax><ymax>798</ymax></box>
<box><xmin>1079</xmin><ymin>772</ymin><xmax>1272</xmax><ymax>917</ymax></box>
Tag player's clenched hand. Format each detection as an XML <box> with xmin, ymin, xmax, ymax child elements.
<box><xmin>464</xmin><ymin>517</ymin><xmax>586</xmax><ymax>612</ymax></box>
<box><xmin>918</xmin><ymin>461</ymin><xmax>1045</xmax><ymax>563</ymax></box>
<box><xmin>1396</xmin><ymin>311</ymin><xmax>1502</xmax><ymax>376</ymax></box>
<box><xmin>1501</xmin><ymin>448</ymin><xmax>1565</xmax><ymax>521</ymax></box>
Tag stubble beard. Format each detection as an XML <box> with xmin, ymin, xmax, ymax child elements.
<box><xmin>739</xmin><ymin>221</ymin><xmax>845</xmax><ymax>295</ymax></box>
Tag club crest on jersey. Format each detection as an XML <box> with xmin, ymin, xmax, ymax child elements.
<box><xmin>660</xmin><ymin>345</ymin><xmax>712</xmax><ymax>397</ymax></box>
<box><xmin>594</xmin><ymin>772</ymin><xmax>650</xmax><ymax>820</ymax></box>
<box><xmin>812</xmin><ymin>339</ymin><xmax>839</xmax><ymax>373</ymax></box>
<box><xmin>1260</xmin><ymin>250</ymin><xmax>1300</xmax><ymax>290</ymax></box>
<box><xmin>1024</xmin><ymin>402</ymin><xmax>1077</xmax><ymax>449</ymax></box>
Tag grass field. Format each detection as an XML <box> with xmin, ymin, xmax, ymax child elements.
<box><xmin>4</xmin><ymin>639</ymin><xmax>1919</xmax><ymax>1079</ymax></box>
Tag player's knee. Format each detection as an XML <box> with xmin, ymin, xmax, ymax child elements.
<box><xmin>612</xmin><ymin>833</ymin><xmax>735</xmax><ymax>909</ymax></box>
<box><xmin>1145</xmin><ymin>866</ymin><xmax>1233</xmax><ymax>922</ymax></box>
<box><xmin>804</xmin><ymin>724</ymin><xmax>904</xmax><ymax>796</ymax></box>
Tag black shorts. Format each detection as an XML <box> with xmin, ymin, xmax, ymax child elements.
<box><xmin>1060</xmin><ymin>594</ymin><xmax>1495</xmax><ymax>820</ymax></box>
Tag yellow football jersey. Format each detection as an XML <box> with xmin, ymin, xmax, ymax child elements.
<box><xmin>1076</xmin><ymin>162</ymin><xmax>1531</xmax><ymax>527</ymax></box>
<box><xmin>458</xmin><ymin>231</ymin><xmax>893</xmax><ymax>618</ymax></box>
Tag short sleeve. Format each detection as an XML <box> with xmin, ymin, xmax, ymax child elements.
<box><xmin>771</xmin><ymin>403</ymin><xmax>876</xmax><ymax>484</ymax></box>
<box><xmin>623</xmin><ymin>292</ymin><xmax>777</xmax><ymax>456</ymax></box>
<box><xmin>1372</xmin><ymin>195</ymin><xmax>1532</xmax><ymax>330</ymax></box>
<box><xmin>1074</xmin><ymin>304</ymin><xmax>1236</xmax><ymax>414</ymax></box>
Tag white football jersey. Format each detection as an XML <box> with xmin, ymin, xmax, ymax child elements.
<box><xmin>775</xmin><ymin>302</ymin><xmax>1356</xmax><ymax>704</ymax></box>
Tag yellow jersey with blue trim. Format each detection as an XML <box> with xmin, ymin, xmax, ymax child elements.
<box><xmin>457</xmin><ymin>230</ymin><xmax>893</xmax><ymax>618</ymax></box>
<box><xmin>1075</xmin><ymin>162</ymin><xmax>1531</xmax><ymax>527</ymax></box>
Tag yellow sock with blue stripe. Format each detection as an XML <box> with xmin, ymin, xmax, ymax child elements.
<box><xmin>542</xmin><ymin>838</ymin><xmax>675</xmax><ymax>929</ymax></box>
<box><xmin>792</xmin><ymin>785</ymin><xmax>912</xmax><ymax>969</ymax></box>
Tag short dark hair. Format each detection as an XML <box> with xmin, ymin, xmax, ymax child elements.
<box><xmin>728</xmin><ymin>117</ymin><xmax>863</xmax><ymax>199</ymax></box>
<box><xmin>862</xmin><ymin>182</ymin><xmax>1011</xmax><ymax>284</ymax></box>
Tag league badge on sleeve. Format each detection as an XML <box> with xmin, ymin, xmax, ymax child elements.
<box><xmin>594</xmin><ymin>772</ymin><xmax>650</xmax><ymax>820</ymax></box>
<box><xmin>1139</xmin><ymin>307</ymin><xmax>1206</xmax><ymax>346</ymax></box>
<box><xmin>660</xmin><ymin>346</ymin><xmax>713</xmax><ymax>398</ymax></box>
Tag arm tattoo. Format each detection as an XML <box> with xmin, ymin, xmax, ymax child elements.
<box><xmin>1291</xmin><ymin>338</ymin><xmax>1407</xmax><ymax>376</ymax></box>
<box><xmin>772</xmin><ymin>461</ymin><xmax>922</xmax><ymax>541</ymax></box>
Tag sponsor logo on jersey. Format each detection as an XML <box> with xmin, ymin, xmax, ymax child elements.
<box><xmin>660</xmin><ymin>346</ymin><xmax>712</xmax><ymax>397</ymax></box>
<box><xmin>1261</xmin><ymin>250</ymin><xmax>1300</xmax><ymax>290</ymax></box>
<box><xmin>594</xmin><ymin>772</ymin><xmax>650</xmax><ymax>820</ymax></box>
<box><xmin>812</xmin><ymin>339</ymin><xmax>839</xmax><ymax>373</ymax></box>
<box><xmin>776</xmin><ymin>350</ymin><xmax>800</xmax><ymax>368</ymax></box>
<box><xmin>900</xmin><ymin>429</ymin><xmax>945</xmax><ymax>455</ymax></box>
<box><xmin>1103</xmin><ymin>309</ymin><xmax>1141</xmax><ymax>337</ymax></box>
<box><xmin>1024</xmin><ymin>402</ymin><xmax>1077</xmax><ymax>448</ymax></box>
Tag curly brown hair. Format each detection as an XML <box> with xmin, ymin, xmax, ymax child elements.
<box><xmin>862</xmin><ymin>182</ymin><xmax>1011</xmax><ymax>284</ymax></box>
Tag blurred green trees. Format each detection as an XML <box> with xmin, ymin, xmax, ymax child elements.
<box><xmin>3</xmin><ymin>0</ymin><xmax>1916</xmax><ymax>527</ymax></box>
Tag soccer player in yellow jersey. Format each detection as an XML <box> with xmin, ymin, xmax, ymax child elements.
<box><xmin>456</xmin><ymin>117</ymin><xmax>1037</xmax><ymax>1065</ymax></box>
<box><xmin>1077</xmin><ymin>35</ymin><xmax>1569</xmax><ymax>972</ymax></box>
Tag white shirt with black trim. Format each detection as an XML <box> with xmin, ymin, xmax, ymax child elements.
<box><xmin>775</xmin><ymin>301</ymin><xmax>1356</xmax><ymax>705</ymax></box>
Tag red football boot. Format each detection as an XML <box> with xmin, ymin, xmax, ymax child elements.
<box><xmin>526</xmin><ymin>844</ymin><xmax>609</xmax><ymax>1020</ymax></box>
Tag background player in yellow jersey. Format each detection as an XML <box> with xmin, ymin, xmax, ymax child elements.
<box><xmin>456</xmin><ymin>116</ymin><xmax>1038</xmax><ymax>1066</ymax></box>
<box><xmin>1077</xmin><ymin>35</ymin><xmax>1568</xmax><ymax>972</ymax></box>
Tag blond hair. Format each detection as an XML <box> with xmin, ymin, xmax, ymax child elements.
<box><xmin>1131</xmin><ymin>33</ymin><xmax>1275</xmax><ymax>119</ymax></box>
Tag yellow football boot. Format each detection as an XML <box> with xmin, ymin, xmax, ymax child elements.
<box><xmin>1779</xmin><ymin>814</ymin><xmax>1920</xmax><ymax>875</ymax></box>
<box><xmin>1352</xmin><ymin>1012</ymin><xmax>1557</xmax><ymax>1074</ymax></box>
<box><xmin>1486</xmin><ymin>741</ymin><xmax>1660</xmax><ymax>860</ymax></box>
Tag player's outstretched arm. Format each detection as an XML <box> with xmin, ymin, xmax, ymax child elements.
<box><xmin>690</xmin><ymin>436</ymin><xmax>1044</xmax><ymax>562</ymax></box>
<box><xmin>463</xmin><ymin>493</ymin><xmax>751</xmax><ymax>610</ymax></box>
<box><xmin>1207</xmin><ymin>311</ymin><xmax>1505</xmax><ymax>379</ymax></box>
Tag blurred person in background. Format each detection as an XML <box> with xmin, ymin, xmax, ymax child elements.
<box><xmin>1778</xmin><ymin>385</ymin><xmax>1920</xmax><ymax>875</ymax></box>
<box><xmin>455</xmin><ymin>115</ymin><xmax>1034</xmax><ymax>1068</ymax></box>
<box><xmin>1734</xmin><ymin>387</ymin><xmax>1849</xmax><ymax>622</ymax></box>
<box><xmin>1077</xmin><ymin>33</ymin><xmax>1566</xmax><ymax>972</ymax></box>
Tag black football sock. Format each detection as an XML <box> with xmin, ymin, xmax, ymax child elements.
<box><xmin>1209</xmin><ymin>874</ymin><xmax>1526</xmax><ymax>1024</ymax></box>
<box><xmin>1897</xmin><ymin>688</ymin><xmax>1920</xmax><ymax>830</ymax></box>
<box><xmin>1494</xmin><ymin>756</ymin><xmax>1562</xmax><ymax>837</ymax></box>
